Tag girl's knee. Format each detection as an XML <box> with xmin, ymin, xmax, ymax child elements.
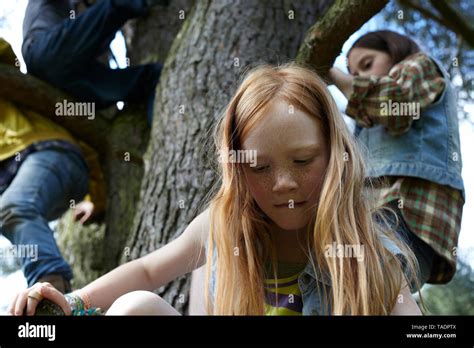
<box><xmin>106</xmin><ymin>290</ymin><xmax>180</xmax><ymax>315</ymax></box>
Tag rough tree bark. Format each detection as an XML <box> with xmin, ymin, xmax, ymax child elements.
<box><xmin>56</xmin><ymin>0</ymin><xmax>193</xmax><ymax>286</ymax></box>
<box><xmin>296</xmin><ymin>0</ymin><xmax>389</xmax><ymax>79</ymax></box>
<box><xmin>98</xmin><ymin>0</ymin><xmax>195</xmax><ymax>274</ymax></box>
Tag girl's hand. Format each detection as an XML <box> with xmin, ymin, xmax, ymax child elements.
<box><xmin>74</xmin><ymin>200</ymin><xmax>95</xmax><ymax>224</ymax></box>
<box><xmin>329</xmin><ymin>67</ymin><xmax>354</xmax><ymax>99</ymax></box>
<box><xmin>8</xmin><ymin>282</ymin><xmax>72</xmax><ymax>316</ymax></box>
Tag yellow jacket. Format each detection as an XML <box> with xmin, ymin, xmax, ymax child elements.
<box><xmin>0</xmin><ymin>38</ymin><xmax>106</xmax><ymax>214</ymax></box>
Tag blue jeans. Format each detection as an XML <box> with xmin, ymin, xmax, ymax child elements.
<box><xmin>23</xmin><ymin>0</ymin><xmax>161</xmax><ymax>123</ymax></box>
<box><xmin>0</xmin><ymin>150</ymin><xmax>89</xmax><ymax>286</ymax></box>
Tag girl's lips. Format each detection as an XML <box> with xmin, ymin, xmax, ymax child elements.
<box><xmin>274</xmin><ymin>201</ymin><xmax>307</xmax><ymax>208</ymax></box>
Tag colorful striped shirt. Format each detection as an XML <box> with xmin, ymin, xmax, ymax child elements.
<box><xmin>264</xmin><ymin>261</ymin><xmax>306</xmax><ymax>315</ymax></box>
<box><xmin>346</xmin><ymin>53</ymin><xmax>464</xmax><ymax>283</ymax></box>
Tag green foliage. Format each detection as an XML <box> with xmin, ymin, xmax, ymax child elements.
<box><xmin>420</xmin><ymin>256</ymin><xmax>474</xmax><ymax>315</ymax></box>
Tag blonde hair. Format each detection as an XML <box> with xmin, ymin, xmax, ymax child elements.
<box><xmin>205</xmin><ymin>63</ymin><xmax>419</xmax><ymax>315</ymax></box>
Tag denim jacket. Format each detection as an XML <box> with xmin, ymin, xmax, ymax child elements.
<box><xmin>206</xmin><ymin>232</ymin><xmax>404</xmax><ymax>315</ymax></box>
<box><xmin>354</xmin><ymin>57</ymin><xmax>464</xmax><ymax>195</ymax></box>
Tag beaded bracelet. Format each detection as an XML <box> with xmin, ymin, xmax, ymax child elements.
<box><xmin>64</xmin><ymin>292</ymin><xmax>85</xmax><ymax>312</ymax></box>
<box><xmin>71</xmin><ymin>307</ymin><xmax>103</xmax><ymax>316</ymax></box>
<box><xmin>65</xmin><ymin>291</ymin><xmax>103</xmax><ymax>316</ymax></box>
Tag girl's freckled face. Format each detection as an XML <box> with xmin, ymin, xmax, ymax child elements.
<box><xmin>241</xmin><ymin>99</ymin><xmax>330</xmax><ymax>231</ymax></box>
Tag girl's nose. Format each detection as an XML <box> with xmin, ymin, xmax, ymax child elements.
<box><xmin>272</xmin><ymin>170</ymin><xmax>298</xmax><ymax>193</ymax></box>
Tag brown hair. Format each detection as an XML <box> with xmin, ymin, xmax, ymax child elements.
<box><xmin>347</xmin><ymin>30</ymin><xmax>420</xmax><ymax>73</ymax></box>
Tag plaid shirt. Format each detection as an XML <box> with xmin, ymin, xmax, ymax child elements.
<box><xmin>346</xmin><ymin>53</ymin><xmax>464</xmax><ymax>284</ymax></box>
<box><xmin>347</xmin><ymin>52</ymin><xmax>445</xmax><ymax>136</ymax></box>
<box><xmin>374</xmin><ymin>177</ymin><xmax>463</xmax><ymax>284</ymax></box>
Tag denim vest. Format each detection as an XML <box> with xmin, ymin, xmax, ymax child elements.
<box><xmin>205</xmin><ymin>233</ymin><xmax>403</xmax><ymax>315</ymax></box>
<box><xmin>354</xmin><ymin>57</ymin><xmax>464</xmax><ymax>195</ymax></box>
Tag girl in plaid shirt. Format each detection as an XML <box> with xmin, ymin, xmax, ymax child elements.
<box><xmin>330</xmin><ymin>30</ymin><xmax>465</xmax><ymax>290</ymax></box>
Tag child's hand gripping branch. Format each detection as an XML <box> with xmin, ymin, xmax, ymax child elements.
<box><xmin>9</xmin><ymin>210</ymin><xmax>209</xmax><ymax>316</ymax></box>
<box><xmin>8</xmin><ymin>282</ymin><xmax>73</xmax><ymax>316</ymax></box>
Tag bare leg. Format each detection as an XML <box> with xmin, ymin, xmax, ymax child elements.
<box><xmin>106</xmin><ymin>291</ymin><xmax>181</xmax><ymax>315</ymax></box>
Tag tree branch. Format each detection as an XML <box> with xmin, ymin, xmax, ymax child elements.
<box><xmin>428</xmin><ymin>0</ymin><xmax>474</xmax><ymax>48</ymax></box>
<box><xmin>296</xmin><ymin>0</ymin><xmax>389</xmax><ymax>79</ymax></box>
<box><xmin>0</xmin><ymin>63</ymin><xmax>110</xmax><ymax>155</ymax></box>
<box><xmin>398</xmin><ymin>0</ymin><xmax>474</xmax><ymax>48</ymax></box>
<box><xmin>398</xmin><ymin>0</ymin><xmax>450</xmax><ymax>28</ymax></box>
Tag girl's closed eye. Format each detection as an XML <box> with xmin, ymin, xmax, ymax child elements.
<box><xmin>362</xmin><ymin>59</ymin><xmax>372</xmax><ymax>71</ymax></box>
<box><xmin>251</xmin><ymin>164</ymin><xmax>269</xmax><ymax>173</ymax></box>
<box><xmin>250</xmin><ymin>156</ymin><xmax>316</xmax><ymax>172</ymax></box>
<box><xmin>294</xmin><ymin>157</ymin><xmax>314</xmax><ymax>165</ymax></box>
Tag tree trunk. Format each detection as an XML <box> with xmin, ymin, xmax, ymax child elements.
<box><xmin>56</xmin><ymin>1</ymin><xmax>192</xmax><ymax>287</ymax></box>
<box><xmin>126</xmin><ymin>0</ymin><xmax>332</xmax><ymax>314</ymax></box>
<box><xmin>99</xmin><ymin>0</ymin><xmax>195</xmax><ymax>274</ymax></box>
